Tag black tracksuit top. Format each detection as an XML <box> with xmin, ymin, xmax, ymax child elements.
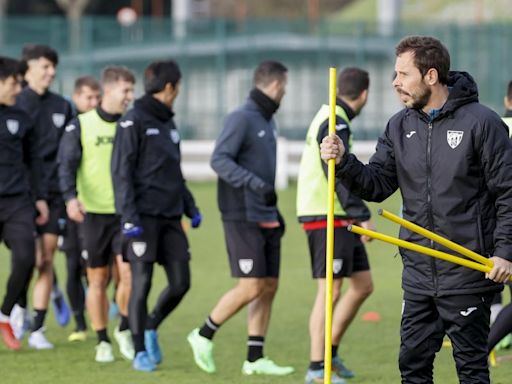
<box><xmin>0</xmin><ymin>105</ymin><xmax>46</xmax><ymax>200</ymax></box>
<box><xmin>337</xmin><ymin>71</ymin><xmax>512</xmax><ymax>296</ymax></box>
<box><xmin>16</xmin><ymin>87</ymin><xmax>74</xmax><ymax>195</ymax></box>
<box><xmin>111</xmin><ymin>95</ymin><xmax>198</xmax><ymax>225</ymax></box>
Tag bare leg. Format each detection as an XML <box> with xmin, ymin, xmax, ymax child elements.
<box><xmin>247</xmin><ymin>278</ymin><xmax>278</xmax><ymax>336</ymax></box>
<box><xmin>332</xmin><ymin>270</ymin><xmax>373</xmax><ymax>345</ymax></box>
<box><xmin>32</xmin><ymin>234</ymin><xmax>58</xmax><ymax>312</ymax></box>
<box><xmin>309</xmin><ymin>279</ymin><xmax>342</xmax><ymax>361</ymax></box>
<box><xmin>115</xmin><ymin>255</ymin><xmax>131</xmax><ymax>317</ymax></box>
<box><xmin>86</xmin><ymin>266</ymin><xmax>110</xmax><ymax>331</ymax></box>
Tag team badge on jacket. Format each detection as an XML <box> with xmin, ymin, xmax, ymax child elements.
<box><xmin>6</xmin><ymin>119</ymin><xmax>19</xmax><ymax>135</ymax></box>
<box><xmin>447</xmin><ymin>130</ymin><xmax>464</xmax><ymax>149</ymax></box>
<box><xmin>239</xmin><ymin>259</ymin><xmax>253</xmax><ymax>274</ymax></box>
<box><xmin>52</xmin><ymin>113</ymin><xmax>66</xmax><ymax>128</ymax></box>
<box><xmin>132</xmin><ymin>242</ymin><xmax>147</xmax><ymax>257</ymax></box>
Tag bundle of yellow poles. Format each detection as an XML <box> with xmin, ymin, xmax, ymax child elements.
<box><xmin>347</xmin><ymin>208</ymin><xmax>512</xmax><ymax>280</ymax></box>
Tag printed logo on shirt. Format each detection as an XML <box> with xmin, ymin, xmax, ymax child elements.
<box><xmin>119</xmin><ymin>120</ymin><xmax>134</xmax><ymax>128</ymax></box>
<box><xmin>406</xmin><ymin>131</ymin><xmax>416</xmax><ymax>138</ymax></box>
<box><xmin>333</xmin><ymin>259</ymin><xmax>343</xmax><ymax>274</ymax></box>
<box><xmin>170</xmin><ymin>130</ymin><xmax>180</xmax><ymax>144</ymax></box>
<box><xmin>52</xmin><ymin>113</ymin><xmax>66</xmax><ymax>128</ymax></box>
<box><xmin>6</xmin><ymin>119</ymin><xmax>19</xmax><ymax>135</ymax></box>
<box><xmin>81</xmin><ymin>250</ymin><xmax>88</xmax><ymax>260</ymax></box>
<box><xmin>132</xmin><ymin>242</ymin><xmax>147</xmax><ymax>257</ymax></box>
<box><xmin>95</xmin><ymin>136</ymin><xmax>114</xmax><ymax>146</ymax></box>
<box><xmin>447</xmin><ymin>130</ymin><xmax>464</xmax><ymax>149</ymax></box>
<box><xmin>257</xmin><ymin>130</ymin><xmax>266</xmax><ymax>138</ymax></box>
<box><xmin>239</xmin><ymin>259</ymin><xmax>253</xmax><ymax>274</ymax></box>
<box><xmin>145</xmin><ymin>128</ymin><xmax>160</xmax><ymax>136</ymax></box>
<box><xmin>460</xmin><ymin>306</ymin><xmax>477</xmax><ymax>317</ymax></box>
<box><xmin>65</xmin><ymin>124</ymin><xmax>76</xmax><ymax>132</ymax></box>
<box><xmin>335</xmin><ymin>123</ymin><xmax>348</xmax><ymax>131</ymax></box>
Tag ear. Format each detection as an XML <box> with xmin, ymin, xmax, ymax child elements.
<box><xmin>425</xmin><ymin>68</ymin><xmax>438</xmax><ymax>86</ymax></box>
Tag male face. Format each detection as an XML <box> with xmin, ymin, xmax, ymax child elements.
<box><xmin>73</xmin><ymin>85</ymin><xmax>101</xmax><ymax>114</ymax></box>
<box><xmin>0</xmin><ymin>75</ymin><xmax>21</xmax><ymax>106</ymax></box>
<box><xmin>263</xmin><ymin>74</ymin><xmax>287</xmax><ymax>105</ymax></box>
<box><xmin>392</xmin><ymin>51</ymin><xmax>431</xmax><ymax>110</ymax></box>
<box><xmin>25</xmin><ymin>57</ymin><xmax>56</xmax><ymax>91</ymax></box>
<box><xmin>103</xmin><ymin>79</ymin><xmax>134</xmax><ymax>114</ymax></box>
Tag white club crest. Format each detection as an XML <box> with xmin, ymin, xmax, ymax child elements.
<box><xmin>447</xmin><ymin>130</ymin><xmax>464</xmax><ymax>149</ymax></box>
<box><xmin>333</xmin><ymin>259</ymin><xmax>343</xmax><ymax>274</ymax></box>
<box><xmin>81</xmin><ymin>250</ymin><xmax>88</xmax><ymax>260</ymax></box>
<box><xmin>170</xmin><ymin>130</ymin><xmax>180</xmax><ymax>144</ymax></box>
<box><xmin>52</xmin><ymin>113</ymin><xmax>66</xmax><ymax>128</ymax></box>
<box><xmin>239</xmin><ymin>259</ymin><xmax>253</xmax><ymax>274</ymax></box>
<box><xmin>132</xmin><ymin>241</ymin><xmax>147</xmax><ymax>257</ymax></box>
<box><xmin>6</xmin><ymin>119</ymin><xmax>19</xmax><ymax>135</ymax></box>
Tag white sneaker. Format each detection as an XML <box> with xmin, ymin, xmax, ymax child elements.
<box><xmin>114</xmin><ymin>326</ymin><xmax>135</xmax><ymax>360</ymax></box>
<box><xmin>10</xmin><ymin>304</ymin><xmax>31</xmax><ymax>340</ymax></box>
<box><xmin>28</xmin><ymin>328</ymin><xmax>54</xmax><ymax>349</ymax></box>
<box><xmin>95</xmin><ymin>341</ymin><xmax>115</xmax><ymax>363</ymax></box>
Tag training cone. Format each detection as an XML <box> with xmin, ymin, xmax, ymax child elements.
<box><xmin>361</xmin><ymin>311</ymin><xmax>381</xmax><ymax>322</ymax></box>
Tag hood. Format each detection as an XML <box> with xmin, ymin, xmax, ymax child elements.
<box><xmin>442</xmin><ymin>71</ymin><xmax>479</xmax><ymax>114</ymax></box>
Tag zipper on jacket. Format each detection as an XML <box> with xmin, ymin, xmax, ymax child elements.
<box><xmin>426</xmin><ymin>121</ymin><xmax>438</xmax><ymax>295</ymax></box>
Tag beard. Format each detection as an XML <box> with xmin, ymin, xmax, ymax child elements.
<box><xmin>396</xmin><ymin>82</ymin><xmax>432</xmax><ymax>110</ymax></box>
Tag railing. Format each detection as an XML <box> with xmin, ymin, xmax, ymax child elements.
<box><xmin>181</xmin><ymin>138</ymin><xmax>377</xmax><ymax>189</ymax></box>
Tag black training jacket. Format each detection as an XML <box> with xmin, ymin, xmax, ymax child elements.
<box><xmin>111</xmin><ymin>95</ymin><xmax>198</xmax><ymax>225</ymax></box>
<box><xmin>210</xmin><ymin>98</ymin><xmax>278</xmax><ymax>223</ymax></box>
<box><xmin>16</xmin><ymin>87</ymin><xmax>74</xmax><ymax>194</ymax></box>
<box><xmin>336</xmin><ymin>71</ymin><xmax>512</xmax><ymax>296</ymax></box>
<box><xmin>0</xmin><ymin>105</ymin><xmax>46</xmax><ymax>200</ymax></box>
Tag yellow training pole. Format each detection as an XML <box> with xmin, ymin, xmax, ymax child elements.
<box><xmin>379</xmin><ymin>209</ymin><xmax>493</xmax><ymax>267</ymax></box>
<box><xmin>324</xmin><ymin>67</ymin><xmax>337</xmax><ymax>384</ymax></box>
<box><xmin>348</xmin><ymin>225</ymin><xmax>495</xmax><ymax>275</ymax></box>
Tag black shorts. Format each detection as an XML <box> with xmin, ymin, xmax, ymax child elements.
<box><xmin>80</xmin><ymin>213</ymin><xmax>121</xmax><ymax>268</ymax></box>
<box><xmin>307</xmin><ymin>226</ymin><xmax>370</xmax><ymax>279</ymax></box>
<box><xmin>123</xmin><ymin>215</ymin><xmax>190</xmax><ymax>264</ymax></box>
<box><xmin>37</xmin><ymin>193</ymin><xmax>65</xmax><ymax>236</ymax></box>
<box><xmin>223</xmin><ymin>221</ymin><xmax>283</xmax><ymax>278</ymax></box>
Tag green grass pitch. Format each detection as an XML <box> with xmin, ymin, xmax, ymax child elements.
<box><xmin>0</xmin><ymin>182</ymin><xmax>511</xmax><ymax>383</ymax></box>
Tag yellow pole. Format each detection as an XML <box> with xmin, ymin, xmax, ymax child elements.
<box><xmin>348</xmin><ymin>225</ymin><xmax>494</xmax><ymax>275</ymax></box>
<box><xmin>379</xmin><ymin>209</ymin><xmax>493</xmax><ymax>267</ymax></box>
<box><xmin>324</xmin><ymin>67</ymin><xmax>337</xmax><ymax>384</ymax></box>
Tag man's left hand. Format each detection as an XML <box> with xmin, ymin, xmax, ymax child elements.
<box><xmin>486</xmin><ymin>256</ymin><xmax>512</xmax><ymax>283</ymax></box>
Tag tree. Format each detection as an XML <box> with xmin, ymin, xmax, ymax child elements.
<box><xmin>55</xmin><ymin>0</ymin><xmax>91</xmax><ymax>51</ymax></box>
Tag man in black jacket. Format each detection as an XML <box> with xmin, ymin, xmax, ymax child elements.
<box><xmin>321</xmin><ymin>35</ymin><xmax>512</xmax><ymax>384</ymax></box>
<box><xmin>112</xmin><ymin>60</ymin><xmax>201</xmax><ymax>372</ymax></box>
<box><xmin>187</xmin><ymin>61</ymin><xmax>294</xmax><ymax>377</ymax></box>
<box><xmin>12</xmin><ymin>44</ymin><xmax>74</xmax><ymax>348</ymax></box>
<box><xmin>0</xmin><ymin>56</ymin><xmax>48</xmax><ymax>351</ymax></box>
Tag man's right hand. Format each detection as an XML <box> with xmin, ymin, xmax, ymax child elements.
<box><xmin>122</xmin><ymin>222</ymin><xmax>143</xmax><ymax>238</ymax></box>
<box><xmin>66</xmin><ymin>197</ymin><xmax>85</xmax><ymax>223</ymax></box>
<box><xmin>320</xmin><ymin>134</ymin><xmax>346</xmax><ymax>165</ymax></box>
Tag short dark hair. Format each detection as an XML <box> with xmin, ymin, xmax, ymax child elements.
<box><xmin>337</xmin><ymin>67</ymin><xmax>369</xmax><ymax>100</ymax></box>
<box><xmin>507</xmin><ymin>80</ymin><xmax>512</xmax><ymax>102</ymax></box>
<box><xmin>395</xmin><ymin>36</ymin><xmax>450</xmax><ymax>85</ymax></box>
<box><xmin>22</xmin><ymin>44</ymin><xmax>59</xmax><ymax>66</ymax></box>
<box><xmin>74</xmin><ymin>75</ymin><xmax>101</xmax><ymax>93</ymax></box>
<box><xmin>0</xmin><ymin>56</ymin><xmax>21</xmax><ymax>81</ymax></box>
<box><xmin>253</xmin><ymin>60</ymin><xmax>288</xmax><ymax>87</ymax></box>
<box><xmin>144</xmin><ymin>60</ymin><xmax>181</xmax><ymax>94</ymax></box>
<box><xmin>101</xmin><ymin>66</ymin><xmax>135</xmax><ymax>85</ymax></box>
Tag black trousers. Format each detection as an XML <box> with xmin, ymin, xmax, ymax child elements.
<box><xmin>399</xmin><ymin>291</ymin><xmax>493</xmax><ymax>384</ymax></box>
<box><xmin>0</xmin><ymin>197</ymin><xmax>36</xmax><ymax>316</ymax></box>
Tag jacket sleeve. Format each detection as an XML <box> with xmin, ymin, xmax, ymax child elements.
<box><xmin>23</xmin><ymin>117</ymin><xmax>47</xmax><ymax>200</ymax></box>
<box><xmin>57</xmin><ymin>119</ymin><xmax>82</xmax><ymax>202</ymax></box>
<box><xmin>182</xmin><ymin>183</ymin><xmax>199</xmax><ymax>218</ymax></box>
<box><xmin>317</xmin><ymin>118</ymin><xmax>371</xmax><ymax>221</ymax></box>
<box><xmin>335</xmin><ymin>122</ymin><xmax>399</xmax><ymax>202</ymax></box>
<box><xmin>480</xmin><ymin>115</ymin><xmax>512</xmax><ymax>261</ymax></box>
<box><xmin>111</xmin><ymin>115</ymin><xmax>141</xmax><ymax>225</ymax></box>
<box><xmin>210</xmin><ymin>112</ymin><xmax>270</xmax><ymax>191</ymax></box>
